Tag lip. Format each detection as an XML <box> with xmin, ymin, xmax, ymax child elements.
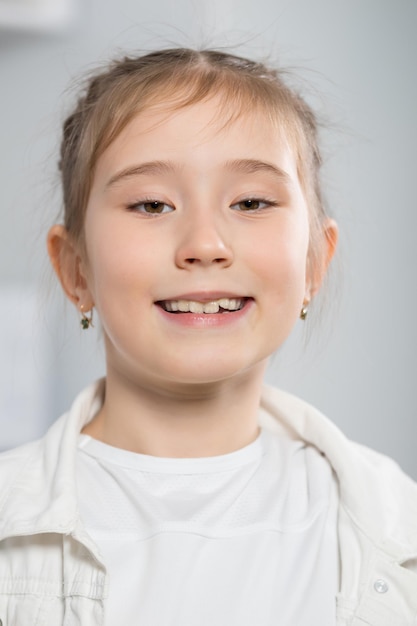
<box><xmin>154</xmin><ymin>296</ymin><xmax>254</xmax><ymax>328</ymax></box>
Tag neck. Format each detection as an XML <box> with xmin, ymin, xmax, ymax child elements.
<box><xmin>82</xmin><ymin>364</ymin><xmax>267</xmax><ymax>457</ymax></box>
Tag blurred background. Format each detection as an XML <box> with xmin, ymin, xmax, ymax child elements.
<box><xmin>0</xmin><ymin>0</ymin><xmax>416</xmax><ymax>477</ymax></box>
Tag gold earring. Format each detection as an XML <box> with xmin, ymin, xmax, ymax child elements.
<box><xmin>300</xmin><ymin>304</ymin><xmax>309</xmax><ymax>320</ymax></box>
<box><xmin>80</xmin><ymin>305</ymin><xmax>94</xmax><ymax>330</ymax></box>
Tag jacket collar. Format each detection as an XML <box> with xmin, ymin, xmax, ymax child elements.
<box><xmin>0</xmin><ymin>379</ymin><xmax>104</xmax><ymax>555</ymax></box>
<box><xmin>259</xmin><ymin>385</ymin><xmax>417</xmax><ymax>560</ymax></box>
<box><xmin>1</xmin><ymin>379</ymin><xmax>416</xmax><ymax>561</ymax></box>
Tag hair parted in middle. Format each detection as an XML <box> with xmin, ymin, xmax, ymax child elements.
<box><xmin>59</xmin><ymin>47</ymin><xmax>331</xmax><ymax>274</ymax></box>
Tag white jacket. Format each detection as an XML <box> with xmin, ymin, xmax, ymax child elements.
<box><xmin>0</xmin><ymin>380</ymin><xmax>416</xmax><ymax>625</ymax></box>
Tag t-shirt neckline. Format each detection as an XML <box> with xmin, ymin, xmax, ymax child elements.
<box><xmin>78</xmin><ymin>430</ymin><xmax>265</xmax><ymax>474</ymax></box>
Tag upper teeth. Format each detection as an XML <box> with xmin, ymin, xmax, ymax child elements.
<box><xmin>163</xmin><ymin>298</ymin><xmax>244</xmax><ymax>313</ymax></box>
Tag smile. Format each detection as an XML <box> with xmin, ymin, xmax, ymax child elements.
<box><xmin>158</xmin><ymin>297</ymin><xmax>247</xmax><ymax>314</ymax></box>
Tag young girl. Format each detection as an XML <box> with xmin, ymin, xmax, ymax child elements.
<box><xmin>0</xmin><ymin>48</ymin><xmax>416</xmax><ymax>626</ymax></box>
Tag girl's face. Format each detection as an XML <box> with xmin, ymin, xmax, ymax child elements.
<box><xmin>81</xmin><ymin>98</ymin><xmax>319</xmax><ymax>390</ymax></box>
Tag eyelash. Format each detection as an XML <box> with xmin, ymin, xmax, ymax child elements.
<box><xmin>230</xmin><ymin>198</ymin><xmax>277</xmax><ymax>212</ymax></box>
<box><xmin>126</xmin><ymin>197</ymin><xmax>277</xmax><ymax>215</ymax></box>
<box><xmin>126</xmin><ymin>199</ymin><xmax>174</xmax><ymax>215</ymax></box>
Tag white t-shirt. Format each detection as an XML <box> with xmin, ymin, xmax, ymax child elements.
<box><xmin>77</xmin><ymin>428</ymin><xmax>339</xmax><ymax>626</ymax></box>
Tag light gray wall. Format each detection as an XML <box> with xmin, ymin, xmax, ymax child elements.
<box><xmin>1</xmin><ymin>0</ymin><xmax>416</xmax><ymax>477</ymax></box>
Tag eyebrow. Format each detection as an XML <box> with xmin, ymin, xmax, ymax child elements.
<box><xmin>106</xmin><ymin>161</ymin><xmax>177</xmax><ymax>188</ymax></box>
<box><xmin>224</xmin><ymin>159</ymin><xmax>293</xmax><ymax>184</ymax></box>
<box><xmin>105</xmin><ymin>158</ymin><xmax>292</xmax><ymax>189</ymax></box>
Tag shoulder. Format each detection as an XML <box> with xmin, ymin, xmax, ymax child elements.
<box><xmin>0</xmin><ymin>380</ymin><xmax>105</xmax><ymax>539</ymax></box>
<box><xmin>260</xmin><ymin>383</ymin><xmax>415</xmax><ymax>482</ymax></box>
<box><xmin>0</xmin><ymin>420</ymin><xmax>66</xmax><ymax>523</ymax></box>
<box><xmin>260</xmin><ymin>384</ymin><xmax>417</xmax><ymax>553</ymax></box>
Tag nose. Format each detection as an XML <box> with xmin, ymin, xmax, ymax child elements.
<box><xmin>174</xmin><ymin>211</ymin><xmax>233</xmax><ymax>270</ymax></box>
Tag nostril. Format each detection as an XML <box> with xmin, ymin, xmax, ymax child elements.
<box><xmin>185</xmin><ymin>256</ymin><xmax>227</xmax><ymax>265</ymax></box>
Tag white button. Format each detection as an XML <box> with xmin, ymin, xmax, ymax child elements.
<box><xmin>374</xmin><ymin>579</ymin><xmax>389</xmax><ymax>594</ymax></box>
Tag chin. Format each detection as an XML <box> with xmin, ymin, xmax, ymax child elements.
<box><xmin>161</xmin><ymin>356</ymin><xmax>267</xmax><ymax>389</ymax></box>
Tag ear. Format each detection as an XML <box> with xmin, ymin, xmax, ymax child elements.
<box><xmin>305</xmin><ymin>218</ymin><xmax>338</xmax><ymax>301</ymax></box>
<box><xmin>47</xmin><ymin>225</ymin><xmax>94</xmax><ymax>311</ymax></box>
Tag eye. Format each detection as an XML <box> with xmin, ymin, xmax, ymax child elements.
<box><xmin>127</xmin><ymin>200</ymin><xmax>174</xmax><ymax>215</ymax></box>
<box><xmin>230</xmin><ymin>198</ymin><xmax>274</xmax><ymax>212</ymax></box>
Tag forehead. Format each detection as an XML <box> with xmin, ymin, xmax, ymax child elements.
<box><xmin>95</xmin><ymin>97</ymin><xmax>300</xmax><ymax>183</ymax></box>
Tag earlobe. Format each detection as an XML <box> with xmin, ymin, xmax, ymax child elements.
<box><xmin>47</xmin><ymin>225</ymin><xmax>93</xmax><ymax>308</ymax></box>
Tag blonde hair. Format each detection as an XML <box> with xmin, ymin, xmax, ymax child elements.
<box><xmin>60</xmin><ymin>48</ymin><xmax>329</xmax><ymax>272</ymax></box>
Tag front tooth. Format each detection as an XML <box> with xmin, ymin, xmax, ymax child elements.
<box><xmin>189</xmin><ymin>301</ymin><xmax>205</xmax><ymax>313</ymax></box>
<box><xmin>178</xmin><ymin>300</ymin><xmax>190</xmax><ymax>312</ymax></box>
<box><xmin>203</xmin><ymin>301</ymin><xmax>220</xmax><ymax>313</ymax></box>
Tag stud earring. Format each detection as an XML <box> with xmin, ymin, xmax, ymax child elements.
<box><xmin>300</xmin><ymin>303</ymin><xmax>309</xmax><ymax>320</ymax></box>
<box><xmin>80</xmin><ymin>305</ymin><xmax>94</xmax><ymax>330</ymax></box>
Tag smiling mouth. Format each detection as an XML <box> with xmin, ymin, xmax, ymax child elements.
<box><xmin>157</xmin><ymin>297</ymin><xmax>248</xmax><ymax>314</ymax></box>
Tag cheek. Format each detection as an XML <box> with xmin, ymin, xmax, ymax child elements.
<box><xmin>85</xmin><ymin>211</ymin><xmax>145</xmax><ymax>271</ymax></box>
<box><xmin>249</xmin><ymin>223</ymin><xmax>309</xmax><ymax>298</ymax></box>
<box><xmin>82</xmin><ymin>217</ymin><xmax>148</xmax><ymax>306</ymax></box>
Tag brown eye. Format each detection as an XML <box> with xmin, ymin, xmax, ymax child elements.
<box><xmin>238</xmin><ymin>199</ymin><xmax>261</xmax><ymax>211</ymax></box>
<box><xmin>230</xmin><ymin>198</ymin><xmax>272</xmax><ymax>212</ymax></box>
<box><xmin>143</xmin><ymin>201</ymin><xmax>167</xmax><ymax>213</ymax></box>
<box><xmin>128</xmin><ymin>200</ymin><xmax>174</xmax><ymax>214</ymax></box>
